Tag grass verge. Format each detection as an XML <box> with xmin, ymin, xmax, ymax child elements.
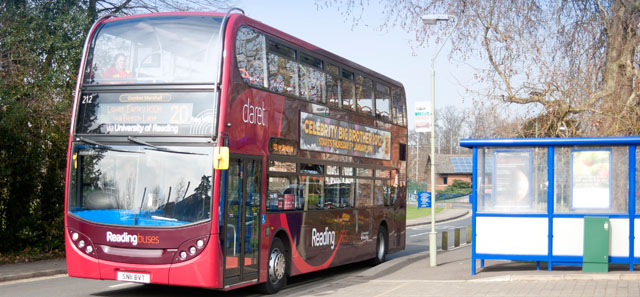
<box><xmin>406</xmin><ymin>207</ymin><xmax>444</xmax><ymax>220</ymax></box>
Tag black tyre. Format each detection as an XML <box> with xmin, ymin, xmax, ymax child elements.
<box><xmin>372</xmin><ymin>226</ymin><xmax>388</xmax><ymax>265</ymax></box>
<box><xmin>258</xmin><ymin>238</ymin><xmax>287</xmax><ymax>294</ymax></box>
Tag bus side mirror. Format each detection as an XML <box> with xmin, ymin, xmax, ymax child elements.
<box><xmin>213</xmin><ymin>146</ymin><xmax>229</xmax><ymax>170</ymax></box>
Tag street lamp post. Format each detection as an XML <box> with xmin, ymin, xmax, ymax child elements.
<box><xmin>421</xmin><ymin>14</ymin><xmax>459</xmax><ymax>267</ymax></box>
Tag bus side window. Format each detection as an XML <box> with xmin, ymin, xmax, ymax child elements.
<box><xmin>392</xmin><ymin>88</ymin><xmax>407</xmax><ymax>126</ymax></box>
<box><xmin>298</xmin><ymin>64</ymin><xmax>325</xmax><ymax>103</ymax></box>
<box><xmin>341</xmin><ymin>69</ymin><xmax>355</xmax><ymax>110</ymax></box>
<box><xmin>374</xmin><ymin>180</ymin><xmax>385</xmax><ymax>206</ymax></box>
<box><xmin>236</xmin><ymin>27</ymin><xmax>266</xmax><ymax>88</ymax></box>
<box><xmin>375</xmin><ymin>83</ymin><xmax>391</xmax><ymax>122</ymax></box>
<box><xmin>300</xmin><ymin>176</ymin><xmax>324</xmax><ymax>210</ymax></box>
<box><xmin>267</xmin><ymin>176</ymin><xmax>298</xmax><ymax>212</ymax></box>
<box><xmin>356</xmin><ymin>75</ymin><xmax>374</xmax><ymax>116</ymax></box>
<box><xmin>355</xmin><ymin>178</ymin><xmax>373</xmax><ymax>207</ymax></box>
<box><xmin>326</xmin><ymin>64</ymin><xmax>340</xmax><ymax>108</ymax></box>
<box><xmin>267</xmin><ymin>52</ymin><xmax>298</xmax><ymax>96</ymax></box>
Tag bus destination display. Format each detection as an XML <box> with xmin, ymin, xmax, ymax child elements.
<box><xmin>76</xmin><ymin>92</ymin><xmax>214</xmax><ymax>136</ymax></box>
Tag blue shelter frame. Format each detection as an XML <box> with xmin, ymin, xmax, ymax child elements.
<box><xmin>460</xmin><ymin>137</ymin><xmax>640</xmax><ymax>275</ymax></box>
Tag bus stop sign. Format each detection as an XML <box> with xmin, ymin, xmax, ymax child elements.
<box><xmin>418</xmin><ymin>192</ymin><xmax>431</xmax><ymax>208</ymax></box>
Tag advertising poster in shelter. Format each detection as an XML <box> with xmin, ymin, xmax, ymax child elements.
<box><xmin>493</xmin><ymin>150</ymin><xmax>532</xmax><ymax>209</ymax></box>
<box><xmin>571</xmin><ymin>150</ymin><xmax>611</xmax><ymax>209</ymax></box>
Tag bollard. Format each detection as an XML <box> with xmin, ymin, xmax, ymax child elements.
<box><xmin>442</xmin><ymin>231</ymin><xmax>448</xmax><ymax>250</ymax></box>
<box><xmin>466</xmin><ymin>226</ymin><xmax>472</xmax><ymax>244</ymax></box>
<box><xmin>454</xmin><ymin>228</ymin><xmax>460</xmax><ymax>247</ymax></box>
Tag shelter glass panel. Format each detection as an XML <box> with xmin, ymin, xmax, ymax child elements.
<box><xmin>476</xmin><ymin>147</ymin><xmax>548</xmax><ymax>213</ymax></box>
<box><xmin>637</xmin><ymin>147</ymin><xmax>640</xmax><ymax>213</ymax></box>
<box><xmin>554</xmin><ymin>146</ymin><xmax>627</xmax><ymax>214</ymax></box>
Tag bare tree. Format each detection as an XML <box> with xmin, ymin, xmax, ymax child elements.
<box><xmin>437</xmin><ymin>106</ymin><xmax>466</xmax><ymax>154</ymax></box>
<box><xmin>85</xmin><ymin>0</ymin><xmax>236</xmax><ymax>22</ymax></box>
<box><xmin>464</xmin><ymin>99</ymin><xmax>523</xmax><ymax>138</ymax></box>
<box><xmin>317</xmin><ymin>0</ymin><xmax>640</xmax><ymax>136</ymax></box>
<box><xmin>408</xmin><ymin>130</ymin><xmax>429</xmax><ymax>183</ymax></box>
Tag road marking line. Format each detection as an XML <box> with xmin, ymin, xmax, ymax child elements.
<box><xmin>410</xmin><ymin>232</ymin><xmax>429</xmax><ymax>237</ymax></box>
<box><xmin>109</xmin><ymin>282</ymin><xmax>138</xmax><ymax>288</ymax></box>
<box><xmin>372</xmin><ymin>281</ymin><xmax>410</xmax><ymax>297</ymax></box>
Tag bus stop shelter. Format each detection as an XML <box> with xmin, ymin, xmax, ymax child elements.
<box><xmin>459</xmin><ymin>137</ymin><xmax>640</xmax><ymax>274</ymax></box>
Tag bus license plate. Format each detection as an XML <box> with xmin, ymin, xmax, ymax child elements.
<box><xmin>116</xmin><ymin>271</ymin><xmax>150</xmax><ymax>283</ymax></box>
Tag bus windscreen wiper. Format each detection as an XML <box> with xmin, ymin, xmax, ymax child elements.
<box><xmin>77</xmin><ymin>137</ymin><xmax>143</xmax><ymax>154</ymax></box>
<box><xmin>127</xmin><ymin>136</ymin><xmax>206</xmax><ymax>155</ymax></box>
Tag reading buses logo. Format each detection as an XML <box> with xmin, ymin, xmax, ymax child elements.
<box><xmin>311</xmin><ymin>227</ymin><xmax>336</xmax><ymax>250</ymax></box>
<box><xmin>106</xmin><ymin>231</ymin><xmax>159</xmax><ymax>246</ymax></box>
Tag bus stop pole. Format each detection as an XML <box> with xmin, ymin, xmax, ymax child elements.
<box><xmin>428</xmin><ymin>64</ymin><xmax>437</xmax><ymax>267</ymax></box>
<box><xmin>422</xmin><ymin>13</ymin><xmax>458</xmax><ymax>267</ymax></box>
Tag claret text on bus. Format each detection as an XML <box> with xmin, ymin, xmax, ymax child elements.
<box><xmin>65</xmin><ymin>9</ymin><xmax>408</xmax><ymax>294</ymax></box>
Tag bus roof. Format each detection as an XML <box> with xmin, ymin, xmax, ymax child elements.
<box><xmin>228</xmin><ymin>13</ymin><xmax>404</xmax><ymax>88</ymax></box>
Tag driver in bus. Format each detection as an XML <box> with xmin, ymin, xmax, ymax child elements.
<box><xmin>102</xmin><ymin>53</ymin><xmax>132</xmax><ymax>80</ymax></box>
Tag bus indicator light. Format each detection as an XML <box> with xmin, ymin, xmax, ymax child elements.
<box><xmin>213</xmin><ymin>147</ymin><xmax>229</xmax><ymax>170</ymax></box>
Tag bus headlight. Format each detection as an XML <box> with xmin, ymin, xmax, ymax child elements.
<box><xmin>173</xmin><ymin>236</ymin><xmax>210</xmax><ymax>263</ymax></box>
<box><xmin>68</xmin><ymin>228</ymin><xmax>97</xmax><ymax>257</ymax></box>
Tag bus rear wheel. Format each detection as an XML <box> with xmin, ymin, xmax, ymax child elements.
<box><xmin>372</xmin><ymin>226</ymin><xmax>388</xmax><ymax>265</ymax></box>
<box><xmin>259</xmin><ymin>238</ymin><xmax>287</xmax><ymax>294</ymax></box>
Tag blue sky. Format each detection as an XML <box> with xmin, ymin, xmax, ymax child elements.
<box><xmin>237</xmin><ymin>0</ymin><xmax>476</xmax><ymax>129</ymax></box>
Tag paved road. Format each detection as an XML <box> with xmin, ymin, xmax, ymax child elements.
<box><xmin>0</xmin><ymin>214</ymin><xmax>472</xmax><ymax>297</ymax></box>
<box><xmin>390</xmin><ymin>211</ymin><xmax>472</xmax><ymax>259</ymax></box>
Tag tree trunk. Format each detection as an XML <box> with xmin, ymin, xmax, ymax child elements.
<box><xmin>600</xmin><ymin>0</ymin><xmax>639</xmax><ymax>135</ymax></box>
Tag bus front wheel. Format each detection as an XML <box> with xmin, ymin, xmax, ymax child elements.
<box><xmin>259</xmin><ymin>238</ymin><xmax>287</xmax><ymax>294</ymax></box>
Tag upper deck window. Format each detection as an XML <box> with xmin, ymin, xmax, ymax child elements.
<box><xmin>83</xmin><ymin>15</ymin><xmax>222</xmax><ymax>85</ymax></box>
<box><xmin>375</xmin><ymin>83</ymin><xmax>391</xmax><ymax>121</ymax></box>
<box><xmin>236</xmin><ymin>26</ymin><xmax>267</xmax><ymax>88</ymax></box>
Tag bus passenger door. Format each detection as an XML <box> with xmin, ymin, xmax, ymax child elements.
<box><xmin>223</xmin><ymin>157</ymin><xmax>262</xmax><ymax>286</ymax></box>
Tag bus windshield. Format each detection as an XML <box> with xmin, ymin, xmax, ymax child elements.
<box><xmin>83</xmin><ymin>15</ymin><xmax>222</xmax><ymax>85</ymax></box>
<box><xmin>69</xmin><ymin>145</ymin><xmax>213</xmax><ymax>227</ymax></box>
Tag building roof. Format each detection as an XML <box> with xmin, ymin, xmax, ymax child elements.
<box><xmin>428</xmin><ymin>154</ymin><xmax>473</xmax><ymax>174</ymax></box>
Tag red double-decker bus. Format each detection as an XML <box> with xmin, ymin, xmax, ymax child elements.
<box><xmin>65</xmin><ymin>9</ymin><xmax>408</xmax><ymax>293</ymax></box>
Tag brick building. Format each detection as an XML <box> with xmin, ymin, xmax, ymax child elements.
<box><xmin>426</xmin><ymin>154</ymin><xmax>473</xmax><ymax>192</ymax></box>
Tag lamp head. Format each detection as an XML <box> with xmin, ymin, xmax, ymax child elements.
<box><xmin>421</xmin><ymin>14</ymin><xmax>452</xmax><ymax>25</ymax></box>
